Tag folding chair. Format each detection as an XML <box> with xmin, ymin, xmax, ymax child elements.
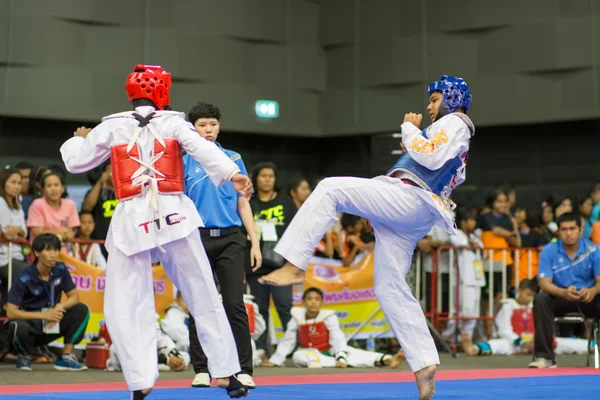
<box><xmin>554</xmin><ymin>313</ymin><xmax>599</xmax><ymax>368</ymax></box>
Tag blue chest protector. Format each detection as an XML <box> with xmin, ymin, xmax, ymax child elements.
<box><xmin>387</xmin><ymin>114</ymin><xmax>474</xmax><ymax>196</ymax></box>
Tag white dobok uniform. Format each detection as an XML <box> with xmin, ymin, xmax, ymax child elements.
<box><xmin>269</xmin><ymin>307</ymin><xmax>390</xmax><ymax>368</ymax></box>
<box><xmin>61</xmin><ymin>106</ymin><xmax>240</xmax><ymax>391</ymax></box>
<box><xmin>486</xmin><ymin>298</ymin><xmax>589</xmax><ymax>356</ymax></box>
<box><xmin>107</xmin><ymin>313</ymin><xmax>191</xmax><ymax>372</ymax></box>
<box><xmin>274</xmin><ymin>114</ymin><xmax>474</xmax><ymax>372</ymax></box>
<box><xmin>442</xmin><ymin>231</ymin><xmax>486</xmax><ymax>339</ymax></box>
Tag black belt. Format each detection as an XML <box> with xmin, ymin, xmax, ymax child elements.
<box><xmin>199</xmin><ymin>226</ymin><xmax>242</xmax><ymax>238</ymax></box>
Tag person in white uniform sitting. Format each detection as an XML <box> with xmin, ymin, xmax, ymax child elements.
<box><xmin>262</xmin><ymin>287</ymin><xmax>405</xmax><ymax>369</ymax></box>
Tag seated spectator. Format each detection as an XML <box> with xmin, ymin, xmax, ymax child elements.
<box><xmin>261</xmin><ymin>287</ymin><xmax>404</xmax><ymax>368</ymax></box>
<box><xmin>576</xmin><ymin>195</ymin><xmax>594</xmax><ymax>239</ymax></box>
<box><xmin>69</xmin><ymin>211</ymin><xmax>107</xmax><ymax>269</ymax></box>
<box><xmin>591</xmin><ymin>183</ymin><xmax>600</xmax><ymax>224</ymax></box>
<box><xmin>339</xmin><ymin>214</ymin><xmax>375</xmax><ymax>266</ymax></box>
<box><xmin>81</xmin><ymin>161</ymin><xmax>116</xmax><ymax>258</ymax></box>
<box><xmin>314</xmin><ymin>227</ymin><xmax>342</xmax><ymax>259</ymax></box>
<box><xmin>461</xmin><ymin>279</ymin><xmax>588</xmax><ymax>357</ymax></box>
<box><xmin>6</xmin><ymin>234</ymin><xmax>89</xmax><ymax>371</ymax></box>
<box><xmin>516</xmin><ymin>210</ymin><xmax>549</xmax><ymax>282</ymax></box>
<box><xmin>27</xmin><ymin>172</ymin><xmax>80</xmax><ymax>243</ymax></box>
<box><xmin>0</xmin><ymin>168</ymin><xmax>29</xmax><ymax>312</ymax></box>
<box><xmin>160</xmin><ymin>291</ymin><xmax>190</xmax><ymax>354</ymax></box>
<box><xmin>592</xmin><ymin>220</ymin><xmax>600</xmax><ymax>245</ymax></box>
<box><xmin>14</xmin><ymin>161</ymin><xmax>32</xmax><ymax>203</ymax></box>
<box><xmin>477</xmin><ymin>190</ymin><xmax>520</xmax><ymax>301</ymax></box>
<box><xmin>540</xmin><ymin>201</ymin><xmax>556</xmax><ymax>242</ymax></box>
<box><xmin>243</xmin><ymin>293</ymin><xmax>266</xmax><ymax>368</ymax></box>
<box><xmin>530</xmin><ymin>213</ymin><xmax>600</xmax><ymax>368</ymax></box>
<box><xmin>288</xmin><ymin>178</ymin><xmax>312</xmax><ymax>210</ymax></box>
<box><xmin>21</xmin><ymin>166</ymin><xmax>49</xmax><ymax>221</ymax></box>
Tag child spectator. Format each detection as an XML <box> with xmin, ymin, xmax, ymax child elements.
<box><xmin>461</xmin><ymin>279</ymin><xmax>588</xmax><ymax>357</ymax></box>
<box><xmin>262</xmin><ymin>287</ymin><xmax>404</xmax><ymax>369</ymax></box>
<box><xmin>442</xmin><ymin>207</ymin><xmax>485</xmax><ymax>341</ymax></box>
<box><xmin>516</xmin><ymin>210</ymin><xmax>549</xmax><ymax>282</ymax></box>
<box><xmin>288</xmin><ymin>178</ymin><xmax>312</xmax><ymax>210</ymax></box>
<box><xmin>69</xmin><ymin>211</ymin><xmax>107</xmax><ymax>269</ymax></box>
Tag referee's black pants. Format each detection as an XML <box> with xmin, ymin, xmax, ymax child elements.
<box><xmin>188</xmin><ymin>227</ymin><xmax>253</xmax><ymax>376</ymax></box>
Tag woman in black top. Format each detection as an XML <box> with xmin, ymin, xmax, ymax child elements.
<box><xmin>246</xmin><ymin>162</ymin><xmax>296</xmax><ymax>359</ymax></box>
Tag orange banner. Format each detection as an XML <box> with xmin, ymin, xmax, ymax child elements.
<box><xmin>57</xmin><ymin>253</ymin><xmax>174</xmax><ymax>346</ymax></box>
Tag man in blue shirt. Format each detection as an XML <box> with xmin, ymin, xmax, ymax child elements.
<box><xmin>6</xmin><ymin>234</ymin><xmax>90</xmax><ymax>371</ymax></box>
<box><xmin>531</xmin><ymin>213</ymin><xmax>600</xmax><ymax>368</ymax></box>
<box><xmin>183</xmin><ymin>102</ymin><xmax>261</xmax><ymax>389</ymax></box>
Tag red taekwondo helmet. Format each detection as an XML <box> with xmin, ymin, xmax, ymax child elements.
<box><xmin>125</xmin><ymin>64</ymin><xmax>172</xmax><ymax>110</ymax></box>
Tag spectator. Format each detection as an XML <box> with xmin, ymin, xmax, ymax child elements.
<box><xmin>338</xmin><ymin>214</ymin><xmax>375</xmax><ymax>266</ymax></box>
<box><xmin>81</xmin><ymin>161</ymin><xmax>116</xmax><ymax>258</ymax></box>
<box><xmin>552</xmin><ymin>195</ymin><xmax>572</xmax><ymax>220</ymax></box>
<box><xmin>246</xmin><ymin>162</ymin><xmax>296</xmax><ymax>361</ymax></box>
<box><xmin>261</xmin><ymin>287</ymin><xmax>404</xmax><ymax>368</ymax></box>
<box><xmin>576</xmin><ymin>195</ymin><xmax>594</xmax><ymax>240</ymax></box>
<box><xmin>498</xmin><ymin>184</ymin><xmax>517</xmax><ymax>216</ymax></box>
<box><xmin>592</xmin><ymin>220</ymin><xmax>600</xmax><ymax>245</ymax></box>
<box><xmin>477</xmin><ymin>190</ymin><xmax>520</xmax><ymax>293</ymax></box>
<box><xmin>6</xmin><ymin>234</ymin><xmax>89</xmax><ymax>371</ymax></box>
<box><xmin>462</xmin><ymin>279</ymin><xmax>588</xmax><ymax>357</ymax></box>
<box><xmin>288</xmin><ymin>178</ymin><xmax>312</xmax><ymax>210</ymax></box>
<box><xmin>69</xmin><ymin>211</ymin><xmax>107</xmax><ymax>269</ymax></box>
<box><xmin>314</xmin><ymin>227</ymin><xmax>342</xmax><ymax>259</ymax></box>
<box><xmin>516</xmin><ymin>210</ymin><xmax>549</xmax><ymax>282</ymax></box>
<box><xmin>530</xmin><ymin>213</ymin><xmax>600</xmax><ymax>368</ymax></box>
<box><xmin>0</xmin><ymin>168</ymin><xmax>29</xmax><ymax>313</ymax></box>
<box><xmin>442</xmin><ymin>207</ymin><xmax>485</xmax><ymax>341</ymax></box>
<box><xmin>540</xmin><ymin>201</ymin><xmax>555</xmax><ymax>241</ymax></box>
<box><xmin>183</xmin><ymin>101</ymin><xmax>259</xmax><ymax>389</ymax></box>
<box><xmin>14</xmin><ymin>161</ymin><xmax>33</xmax><ymax>202</ymax></box>
<box><xmin>160</xmin><ymin>291</ymin><xmax>190</xmax><ymax>354</ymax></box>
<box><xmin>590</xmin><ymin>183</ymin><xmax>600</xmax><ymax>224</ymax></box>
<box><xmin>21</xmin><ymin>165</ymin><xmax>49</xmax><ymax>220</ymax></box>
<box><xmin>27</xmin><ymin>172</ymin><xmax>80</xmax><ymax>243</ymax></box>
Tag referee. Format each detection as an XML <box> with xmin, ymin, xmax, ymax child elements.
<box><xmin>183</xmin><ymin>102</ymin><xmax>262</xmax><ymax>389</ymax></box>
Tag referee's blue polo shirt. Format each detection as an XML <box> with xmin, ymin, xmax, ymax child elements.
<box><xmin>183</xmin><ymin>143</ymin><xmax>248</xmax><ymax>229</ymax></box>
<box><xmin>538</xmin><ymin>238</ymin><xmax>600</xmax><ymax>290</ymax></box>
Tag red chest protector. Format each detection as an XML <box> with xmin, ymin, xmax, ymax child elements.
<box><xmin>298</xmin><ymin>321</ymin><xmax>330</xmax><ymax>352</ymax></box>
<box><xmin>244</xmin><ymin>302</ymin><xmax>256</xmax><ymax>335</ymax></box>
<box><xmin>510</xmin><ymin>306</ymin><xmax>534</xmax><ymax>337</ymax></box>
<box><xmin>510</xmin><ymin>304</ymin><xmax>557</xmax><ymax>349</ymax></box>
<box><xmin>110</xmin><ymin>112</ymin><xmax>184</xmax><ymax>201</ymax></box>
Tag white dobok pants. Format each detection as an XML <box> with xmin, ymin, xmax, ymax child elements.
<box><xmin>293</xmin><ymin>347</ymin><xmax>389</xmax><ymax>368</ymax></box>
<box><xmin>104</xmin><ymin>230</ymin><xmax>240</xmax><ymax>391</ymax></box>
<box><xmin>488</xmin><ymin>337</ymin><xmax>589</xmax><ymax>356</ymax></box>
<box><xmin>275</xmin><ymin>176</ymin><xmax>441</xmax><ymax>372</ymax></box>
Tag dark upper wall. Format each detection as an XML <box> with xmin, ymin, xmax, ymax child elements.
<box><xmin>1</xmin><ymin>0</ymin><xmax>599</xmax><ymax>136</ymax></box>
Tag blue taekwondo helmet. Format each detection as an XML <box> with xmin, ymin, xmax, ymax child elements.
<box><xmin>428</xmin><ymin>75</ymin><xmax>472</xmax><ymax>117</ymax></box>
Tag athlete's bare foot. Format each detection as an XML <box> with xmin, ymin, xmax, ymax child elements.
<box><xmin>415</xmin><ymin>365</ymin><xmax>436</xmax><ymax>400</ymax></box>
<box><xmin>460</xmin><ymin>333</ymin><xmax>479</xmax><ymax>356</ymax></box>
<box><xmin>389</xmin><ymin>349</ymin><xmax>406</xmax><ymax>369</ymax></box>
<box><xmin>258</xmin><ymin>263</ymin><xmax>305</xmax><ymax>286</ymax></box>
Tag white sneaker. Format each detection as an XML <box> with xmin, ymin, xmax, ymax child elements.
<box><xmin>237</xmin><ymin>373</ymin><xmax>256</xmax><ymax>389</ymax></box>
<box><xmin>191</xmin><ymin>372</ymin><xmax>211</xmax><ymax>387</ymax></box>
<box><xmin>528</xmin><ymin>358</ymin><xmax>557</xmax><ymax>368</ymax></box>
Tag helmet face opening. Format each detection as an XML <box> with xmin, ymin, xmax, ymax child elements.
<box><xmin>126</xmin><ymin>65</ymin><xmax>171</xmax><ymax>110</ymax></box>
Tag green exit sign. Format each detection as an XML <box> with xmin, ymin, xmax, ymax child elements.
<box><xmin>255</xmin><ymin>100</ymin><xmax>279</xmax><ymax>119</ymax></box>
